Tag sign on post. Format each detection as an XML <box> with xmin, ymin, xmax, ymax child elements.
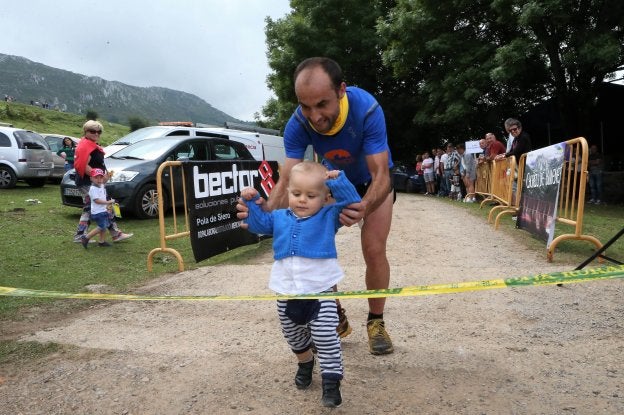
<box><xmin>517</xmin><ymin>143</ymin><xmax>566</xmax><ymax>247</ymax></box>
<box><xmin>184</xmin><ymin>160</ymin><xmax>279</xmax><ymax>262</ymax></box>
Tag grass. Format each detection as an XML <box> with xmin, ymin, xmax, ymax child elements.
<box><xmin>441</xmin><ymin>195</ymin><xmax>624</xmax><ymax>265</ymax></box>
<box><xmin>0</xmin><ymin>183</ymin><xmax>272</xmax><ymax>319</ymax></box>
<box><xmin>0</xmin><ymin>101</ymin><xmax>130</xmax><ymax>144</ymax></box>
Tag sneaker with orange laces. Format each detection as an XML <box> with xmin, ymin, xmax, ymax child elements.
<box><xmin>367</xmin><ymin>319</ymin><xmax>394</xmax><ymax>355</ymax></box>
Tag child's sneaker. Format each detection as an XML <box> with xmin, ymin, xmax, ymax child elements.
<box><xmin>295</xmin><ymin>357</ymin><xmax>314</xmax><ymax>390</ymax></box>
<box><xmin>98</xmin><ymin>241</ymin><xmax>112</xmax><ymax>247</ymax></box>
<box><xmin>321</xmin><ymin>379</ymin><xmax>342</xmax><ymax>408</ymax></box>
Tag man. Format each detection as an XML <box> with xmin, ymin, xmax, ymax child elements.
<box><xmin>485</xmin><ymin>132</ymin><xmax>506</xmax><ymax>160</ymax></box>
<box><xmin>588</xmin><ymin>144</ymin><xmax>604</xmax><ymax>204</ymax></box>
<box><xmin>237</xmin><ymin>57</ymin><xmax>395</xmax><ymax>355</ymax></box>
<box><xmin>443</xmin><ymin>143</ymin><xmax>460</xmax><ymax>197</ymax></box>
<box><xmin>497</xmin><ymin>118</ymin><xmax>532</xmax><ymax>161</ymax></box>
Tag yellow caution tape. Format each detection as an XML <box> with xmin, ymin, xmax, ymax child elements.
<box><xmin>0</xmin><ymin>265</ymin><xmax>622</xmax><ymax>302</ymax></box>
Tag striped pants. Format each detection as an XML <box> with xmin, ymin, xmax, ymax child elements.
<box><xmin>277</xmin><ymin>298</ymin><xmax>343</xmax><ymax>380</ymax></box>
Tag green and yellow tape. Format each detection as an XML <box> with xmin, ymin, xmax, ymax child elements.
<box><xmin>0</xmin><ymin>265</ymin><xmax>622</xmax><ymax>302</ymax></box>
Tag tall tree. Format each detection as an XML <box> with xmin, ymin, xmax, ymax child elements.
<box><xmin>263</xmin><ymin>0</ymin><xmax>425</xmax><ymax>158</ymax></box>
<box><xmin>379</xmin><ymin>0</ymin><xmax>624</xmax><ymax>142</ymax></box>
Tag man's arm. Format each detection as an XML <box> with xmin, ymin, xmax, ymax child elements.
<box><xmin>339</xmin><ymin>151</ymin><xmax>390</xmax><ymax>226</ymax></box>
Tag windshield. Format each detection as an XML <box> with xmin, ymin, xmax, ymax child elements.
<box><xmin>110</xmin><ymin>127</ymin><xmax>173</xmax><ymax>145</ymax></box>
<box><xmin>110</xmin><ymin>139</ymin><xmax>173</xmax><ymax>161</ymax></box>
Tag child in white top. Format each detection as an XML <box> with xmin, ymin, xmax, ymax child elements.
<box><xmin>80</xmin><ymin>168</ymin><xmax>116</xmax><ymax>248</ymax></box>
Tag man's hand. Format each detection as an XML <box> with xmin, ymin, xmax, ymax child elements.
<box><xmin>236</xmin><ymin>189</ymin><xmax>266</xmax><ymax>229</ymax></box>
<box><xmin>339</xmin><ymin>200</ymin><xmax>368</xmax><ymax>227</ymax></box>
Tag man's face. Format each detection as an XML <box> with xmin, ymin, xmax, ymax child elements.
<box><xmin>295</xmin><ymin>67</ymin><xmax>345</xmax><ymax>134</ymax></box>
<box><xmin>508</xmin><ymin>125</ymin><xmax>521</xmax><ymax>138</ymax></box>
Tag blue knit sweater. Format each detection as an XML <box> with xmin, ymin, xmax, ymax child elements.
<box><xmin>244</xmin><ymin>172</ymin><xmax>361</xmax><ymax>260</ymax></box>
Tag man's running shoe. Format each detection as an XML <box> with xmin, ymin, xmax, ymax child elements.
<box><xmin>336</xmin><ymin>307</ymin><xmax>352</xmax><ymax>338</ymax></box>
<box><xmin>112</xmin><ymin>232</ymin><xmax>133</xmax><ymax>242</ymax></box>
<box><xmin>367</xmin><ymin>319</ymin><xmax>394</xmax><ymax>355</ymax></box>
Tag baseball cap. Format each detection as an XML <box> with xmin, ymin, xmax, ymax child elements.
<box><xmin>90</xmin><ymin>168</ymin><xmax>105</xmax><ymax>177</ymax></box>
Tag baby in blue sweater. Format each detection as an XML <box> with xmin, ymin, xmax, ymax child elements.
<box><xmin>240</xmin><ymin>160</ymin><xmax>360</xmax><ymax>408</ymax></box>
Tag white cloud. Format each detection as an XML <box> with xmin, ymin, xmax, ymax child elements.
<box><xmin>2</xmin><ymin>0</ymin><xmax>291</xmax><ymax>121</ymax></box>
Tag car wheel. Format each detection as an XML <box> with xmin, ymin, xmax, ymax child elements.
<box><xmin>25</xmin><ymin>178</ymin><xmax>47</xmax><ymax>188</ymax></box>
<box><xmin>134</xmin><ymin>183</ymin><xmax>167</xmax><ymax>219</ymax></box>
<box><xmin>0</xmin><ymin>166</ymin><xmax>18</xmax><ymax>189</ymax></box>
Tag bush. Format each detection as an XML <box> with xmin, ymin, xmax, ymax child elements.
<box><xmin>85</xmin><ymin>109</ymin><xmax>99</xmax><ymax>120</ymax></box>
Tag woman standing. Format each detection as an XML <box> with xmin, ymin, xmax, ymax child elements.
<box><xmin>57</xmin><ymin>137</ymin><xmax>76</xmax><ymax>171</ymax></box>
<box><xmin>72</xmin><ymin>120</ymin><xmax>133</xmax><ymax>243</ymax></box>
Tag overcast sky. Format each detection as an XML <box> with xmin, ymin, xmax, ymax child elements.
<box><xmin>2</xmin><ymin>0</ymin><xmax>292</xmax><ymax>121</ymax></box>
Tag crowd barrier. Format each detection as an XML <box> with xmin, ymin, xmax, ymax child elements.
<box><xmin>547</xmin><ymin>137</ymin><xmax>602</xmax><ymax>261</ymax></box>
<box><xmin>473</xmin><ymin>137</ymin><xmax>603</xmax><ymax>261</ymax></box>
<box><xmin>146</xmin><ymin>161</ymin><xmax>190</xmax><ymax>272</ymax></box>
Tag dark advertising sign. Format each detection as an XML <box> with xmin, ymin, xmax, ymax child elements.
<box><xmin>517</xmin><ymin>143</ymin><xmax>566</xmax><ymax>247</ymax></box>
<box><xmin>184</xmin><ymin>160</ymin><xmax>278</xmax><ymax>262</ymax></box>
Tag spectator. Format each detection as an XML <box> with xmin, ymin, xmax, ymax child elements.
<box><xmin>588</xmin><ymin>144</ymin><xmax>604</xmax><ymax>204</ymax></box>
<box><xmin>497</xmin><ymin>118</ymin><xmax>532</xmax><ymax>161</ymax></box>
<box><xmin>433</xmin><ymin>148</ymin><xmax>442</xmax><ymax>194</ymax></box>
<box><xmin>422</xmin><ymin>151</ymin><xmax>435</xmax><ymax>195</ymax></box>
<box><xmin>438</xmin><ymin>147</ymin><xmax>449</xmax><ymax>196</ymax></box>
<box><xmin>57</xmin><ymin>137</ymin><xmax>76</xmax><ymax>171</ymax></box>
<box><xmin>457</xmin><ymin>143</ymin><xmax>477</xmax><ymax>202</ymax></box>
<box><xmin>449</xmin><ymin>164</ymin><xmax>462</xmax><ymax>201</ymax></box>
<box><xmin>485</xmin><ymin>133</ymin><xmax>506</xmax><ymax>160</ymax></box>
<box><xmin>415</xmin><ymin>154</ymin><xmax>423</xmax><ymax>176</ymax></box>
<box><xmin>443</xmin><ymin>143</ymin><xmax>460</xmax><ymax>197</ymax></box>
<box><xmin>72</xmin><ymin>120</ymin><xmax>133</xmax><ymax>243</ymax></box>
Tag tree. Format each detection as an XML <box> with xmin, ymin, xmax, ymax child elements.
<box><xmin>263</xmin><ymin>0</ymin><xmax>425</xmax><ymax>158</ymax></box>
<box><xmin>379</xmin><ymin>0</ymin><xmax>624</xmax><ymax>143</ymax></box>
<box><xmin>128</xmin><ymin>116</ymin><xmax>150</xmax><ymax>132</ymax></box>
<box><xmin>85</xmin><ymin>109</ymin><xmax>99</xmax><ymax>121</ymax></box>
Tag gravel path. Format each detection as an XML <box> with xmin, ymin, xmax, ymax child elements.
<box><xmin>1</xmin><ymin>193</ymin><xmax>622</xmax><ymax>414</ymax></box>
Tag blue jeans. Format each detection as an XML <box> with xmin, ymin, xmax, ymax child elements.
<box><xmin>589</xmin><ymin>171</ymin><xmax>603</xmax><ymax>201</ymax></box>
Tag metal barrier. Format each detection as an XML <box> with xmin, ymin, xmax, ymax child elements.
<box><xmin>547</xmin><ymin>137</ymin><xmax>602</xmax><ymax>261</ymax></box>
<box><xmin>478</xmin><ymin>156</ymin><xmax>517</xmax><ymax>226</ymax></box>
<box><xmin>475</xmin><ymin>161</ymin><xmax>492</xmax><ymax>203</ymax></box>
<box><xmin>147</xmin><ymin>161</ymin><xmax>190</xmax><ymax>272</ymax></box>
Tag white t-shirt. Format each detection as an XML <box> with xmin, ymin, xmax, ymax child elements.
<box><xmin>422</xmin><ymin>157</ymin><xmax>434</xmax><ymax>174</ymax></box>
<box><xmin>89</xmin><ymin>184</ymin><xmax>108</xmax><ymax>215</ymax></box>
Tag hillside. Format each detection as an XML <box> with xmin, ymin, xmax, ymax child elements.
<box><xmin>0</xmin><ymin>53</ymin><xmax>242</xmax><ymax>126</ymax></box>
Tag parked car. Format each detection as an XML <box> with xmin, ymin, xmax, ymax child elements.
<box><xmin>61</xmin><ymin>136</ymin><xmax>255</xmax><ymax>219</ymax></box>
<box><xmin>0</xmin><ymin>126</ymin><xmax>54</xmax><ymax>188</ymax></box>
<box><xmin>103</xmin><ymin>125</ymin><xmax>286</xmax><ymax>165</ymax></box>
<box><xmin>392</xmin><ymin>162</ymin><xmax>425</xmax><ymax>193</ymax></box>
<box><xmin>42</xmin><ymin>134</ymin><xmax>80</xmax><ymax>182</ymax></box>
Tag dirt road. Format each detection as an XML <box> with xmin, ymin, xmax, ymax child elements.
<box><xmin>1</xmin><ymin>193</ymin><xmax>622</xmax><ymax>414</ymax></box>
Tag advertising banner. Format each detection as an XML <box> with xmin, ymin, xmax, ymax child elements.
<box><xmin>517</xmin><ymin>143</ymin><xmax>566</xmax><ymax>247</ymax></box>
<box><xmin>184</xmin><ymin>160</ymin><xmax>279</xmax><ymax>262</ymax></box>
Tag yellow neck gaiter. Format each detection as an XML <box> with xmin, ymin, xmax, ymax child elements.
<box><xmin>310</xmin><ymin>93</ymin><xmax>349</xmax><ymax>136</ymax></box>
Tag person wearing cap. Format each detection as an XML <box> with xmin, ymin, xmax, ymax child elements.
<box><xmin>80</xmin><ymin>168</ymin><xmax>116</xmax><ymax>248</ymax></box>
<box><xmin>72</xmin><ymin>120</ymin><xmax>133</xmax><ymax>243</ymax></box>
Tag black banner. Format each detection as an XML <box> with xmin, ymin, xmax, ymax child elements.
<box><xmin>184</xmin><ymin>160</ymin><xmax>278</xmax><ymax>262</ymax></box>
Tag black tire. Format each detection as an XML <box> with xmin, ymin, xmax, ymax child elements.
<box><xmin>0</xmin><ymin>166</ymin><xmax>17</xmax><ymax>189</ymax></box>
<box><xmin>25</xmin><ymin>178</ymin><xmax>47</xmax><ymax>188</ymax></box>
<box><xmin>134</xmin><ymin>183</ymin><xmax>167</xmax><ymax>219</ymax></box>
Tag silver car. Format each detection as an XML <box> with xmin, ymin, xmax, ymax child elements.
<box><xmin>0</xmin><ymin>126</ymin><xmax>54</xmax><ymax>188</ymax></box>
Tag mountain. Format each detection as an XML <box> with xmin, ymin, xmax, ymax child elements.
<box><xmin>0</xmin><ymin>53</ymin><xmax>242</xmax><ymax>126</ymax></box>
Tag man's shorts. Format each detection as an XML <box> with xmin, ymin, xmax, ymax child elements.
<box><xmin>423</xmin><ymin>172</ymin><xmax>435</xmax><ymax>183</ymax></box>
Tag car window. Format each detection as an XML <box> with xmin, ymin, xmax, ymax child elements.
<box><xmin>166</xmin><ymin>130</ymin><xmax>190</xmax><ymax>136</ymax></box>
<box><xmin>14</xmin><ymin>131</ymin><xmax>49</xmax><ymax>150</ymax></box>
<box><xmin>44</xmin><ymin>136</ymin><xmax>62</xmax><ymax>152</ymax></box>
<box><xmin>214</xmin><ymin>142</ymin><xmax>244</xmax><ymax>160</ymax></box>
<box><xmin>0</xmin><ymin>133</ymin><xmax>10</xmax><ymax>147</ymax></box>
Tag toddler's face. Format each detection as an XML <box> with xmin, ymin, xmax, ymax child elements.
<box><xmin>287</xmin><ymin>171</ymin><xmax>329</xmax><ymax>217</ymax></box>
